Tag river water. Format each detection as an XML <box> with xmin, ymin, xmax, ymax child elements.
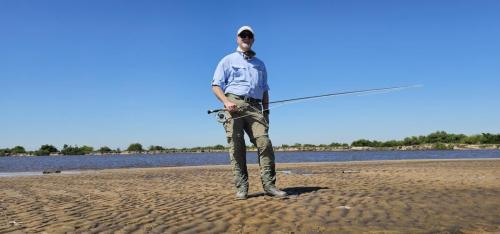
<box><xmin>1</xmin><ymin>150</ymin><xmax>499</xmax><ymax>175</ymax></box>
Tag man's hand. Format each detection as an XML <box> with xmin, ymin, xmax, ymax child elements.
<box><xmin>224</xmin><ymin>101</ymin><xmax>238</xmax><ymax>112</ymax></box>
<box><xmin>212</xmin><ymin>86</ymin><xmax>238</xmax><ymax>113</ymax></box>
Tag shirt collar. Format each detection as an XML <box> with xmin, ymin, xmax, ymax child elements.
<box><xmin>236</xmin><ymin>47</ymin><xmax>256</xmax><ymax>60</ymax></box>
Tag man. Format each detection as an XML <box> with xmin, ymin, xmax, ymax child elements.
<box><xmin>211</xmin><ymin>26</ymin><xmax>287</xmax><ymax>200</ymax></box>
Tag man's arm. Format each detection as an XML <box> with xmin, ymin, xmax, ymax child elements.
<box><xmin>212</xmin><ymin>85</ymin><xmax>237</xmax><ymax>112</ymax></box>
<box><xmin>262</xmin><ymin>91</ymin><xmax>269</xmax><ymax>112</ymax></box>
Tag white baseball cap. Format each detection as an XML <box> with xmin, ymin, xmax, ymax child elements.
<box><xmin>237</xmin><ymin>26</ymin><xmax>254</xmax><ymax>36</ymax></box>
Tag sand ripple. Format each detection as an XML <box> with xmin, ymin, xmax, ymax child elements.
<box><xmin>1</xmin><ymin>159</ymin><xmax>499</xmax><ymax>233</ymax></box>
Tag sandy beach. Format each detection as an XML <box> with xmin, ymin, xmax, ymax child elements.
<box><xmin>1</xmin><ymin>159</ymin><xmax>499</xmax><ymax>233</ymax></box>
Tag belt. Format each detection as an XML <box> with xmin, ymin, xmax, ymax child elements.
<box><xmin>227</xmin><ymin>93</ymin><xmax>262</xmax><ymax>103</ymax></box>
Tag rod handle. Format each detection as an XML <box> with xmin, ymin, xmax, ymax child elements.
<box><xmin>207</xmin><ymin>109</ymin><xmax>224</xmax><ymax>114</ymax></box>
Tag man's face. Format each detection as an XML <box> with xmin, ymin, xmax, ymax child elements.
<box><xmin>237</xmin><ymin>30</ymin><xmax>254</xmax><ymax>51</ymax></box>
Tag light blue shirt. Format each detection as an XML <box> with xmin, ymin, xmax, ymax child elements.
<box><xmin>212</xmin><ymin>52</ymin><xmax>269</xmax><ymax>100</ymax></box>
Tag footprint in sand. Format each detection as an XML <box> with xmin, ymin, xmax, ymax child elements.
<box><xmin>336</xmin><ymin>206</ymin><xmax>351</xmax><ymax>217</ymax></box>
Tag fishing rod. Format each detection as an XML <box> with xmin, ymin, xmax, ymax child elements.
<box><xmin>207</xmin><ymin>84</ymin><xmax>421</xmax><ymax>116</ymax></box>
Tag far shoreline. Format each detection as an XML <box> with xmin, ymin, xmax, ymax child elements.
<box><xmin>2</xmin><ymin>143</ymin><xmax>500</xmax><ymax>157</ymax></box>
<box><xmin>2</xmin><ymin>157</ymin><xmax>500</xmax><ymax>178</ymax></box>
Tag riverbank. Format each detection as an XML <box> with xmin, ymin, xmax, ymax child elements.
<box><xmin>1</xmin><ymin>159</ymin><xmax>499</xmax><ymax>233</ymax></box>
<box><xmin>3</xmin><ymin>144</ymin><xmax>500</xmax><ymax>157</ymax></box>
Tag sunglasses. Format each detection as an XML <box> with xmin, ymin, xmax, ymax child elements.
<box><xmin>238</xmin><ymin>31</ymin><xmax>254</xmax><ymax>39</ymax></box>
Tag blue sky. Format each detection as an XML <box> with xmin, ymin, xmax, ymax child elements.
<box><xmin>1</xmin><ymin>1</ymin><xmax>499</xmax><ymax>150</ymax></box>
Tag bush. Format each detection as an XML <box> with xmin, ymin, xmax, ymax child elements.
<box><xmin>98</xmin><ymin>146</ymin><xmax>113</xmax><ymax>154</ymax></box>
<box><xmin>61</xmin><ymin>144</ymin><xmax>93</xmax><ymax>155</ymax></box>
<box><xmin>433</xmin><ymin>143</ymin><xmax>452</xmax><ymax>150</ymax></box>
<box><xmin>0</xmin><ymin>148</ymin><xmax>11</xmax><ymax>156</ymax></box>
<box><xmin>35</xmin><ymin>144</ymin><xmax>58</xmax><ymax>156</ymax></box>
<box><xmin>127</xmin><ymin>143</ymin><xmax>144</xmax><ymax>152</ymax></box>
<box><xmin>11</xmin><ymin>146</ymin><xmax>26</xmax><ymax>155</ymax></box>
<box><xmin>351</xmin><ymin>139</ymin><xmax>373</xmax><ymax>147</ymax></box>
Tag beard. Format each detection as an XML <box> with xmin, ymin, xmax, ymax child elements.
<box><xmin>239</xmin><ymin>42</ymin><xmax>252</xmax><ymax>51</ymax></box>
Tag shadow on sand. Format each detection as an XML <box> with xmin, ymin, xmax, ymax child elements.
<box><xmin>247</xmin><ymin>186</ymin><xmax>328</xmax><ymax>199</ymax></box>
<box><xmin>282</xmin><ymin>186</ymin><xmax>329</xmax><ymax>196</ymax></box>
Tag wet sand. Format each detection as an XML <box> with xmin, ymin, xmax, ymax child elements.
<box><xmin>1</xmin><ymin>159</ymin><xmax>499</xmax><ymax>233</ymax></box>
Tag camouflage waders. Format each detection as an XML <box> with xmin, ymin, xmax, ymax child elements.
<box><xmin>223</xmin><ymin>94</ymin><xmax>276</xmax><ymax>193</ymax></box>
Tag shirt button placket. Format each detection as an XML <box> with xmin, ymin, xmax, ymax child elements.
<box><xmin>248</xmin><ymin>65</ymin><xmax>255</xmax><ymax>91</ymax></box>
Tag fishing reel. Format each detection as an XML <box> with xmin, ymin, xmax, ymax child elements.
<box><xmin>215</xmin><ymin>111</ymin><xmax>230</xmax><ymax>123</ymax></box>
<box><xmin>208</xmin><ymin>108</ymin><xmax>237</xmax><ymax>123</ymax></box>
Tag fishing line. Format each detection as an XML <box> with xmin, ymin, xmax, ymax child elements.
<box><xmin>227</xmin><ymin>89</ymin><xmax>394</xmax><ymax>123</ymax></box>
<box><xmin>209</xmin><ymin>84</ymin><xmax>422</xmax><ymax>123</ymax></box>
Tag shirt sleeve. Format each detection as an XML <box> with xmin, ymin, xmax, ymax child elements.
<box><xmin>262</xmin><ymin>63</ymin><xmax>270</xmax><ymax>91</ymax></box>
<box><xmin>211</xmin><ymin>59</ymin><xmax>227</xmax><ymax>90</ymax></box>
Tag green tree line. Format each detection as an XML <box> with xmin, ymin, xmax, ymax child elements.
<box><xmin>1</xmin><ymin>131</ymin><xmax>499</xmax><ymax>157</ymax></box>
<box><xmin>350</xmin><ymin>131</ymin><xmax>500</xmax><ymax>147</ymax></box>
<box><xmin>0</xmin><ymin>143</ymin><xmax>228</xmax><ymax>156</ymax></box>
